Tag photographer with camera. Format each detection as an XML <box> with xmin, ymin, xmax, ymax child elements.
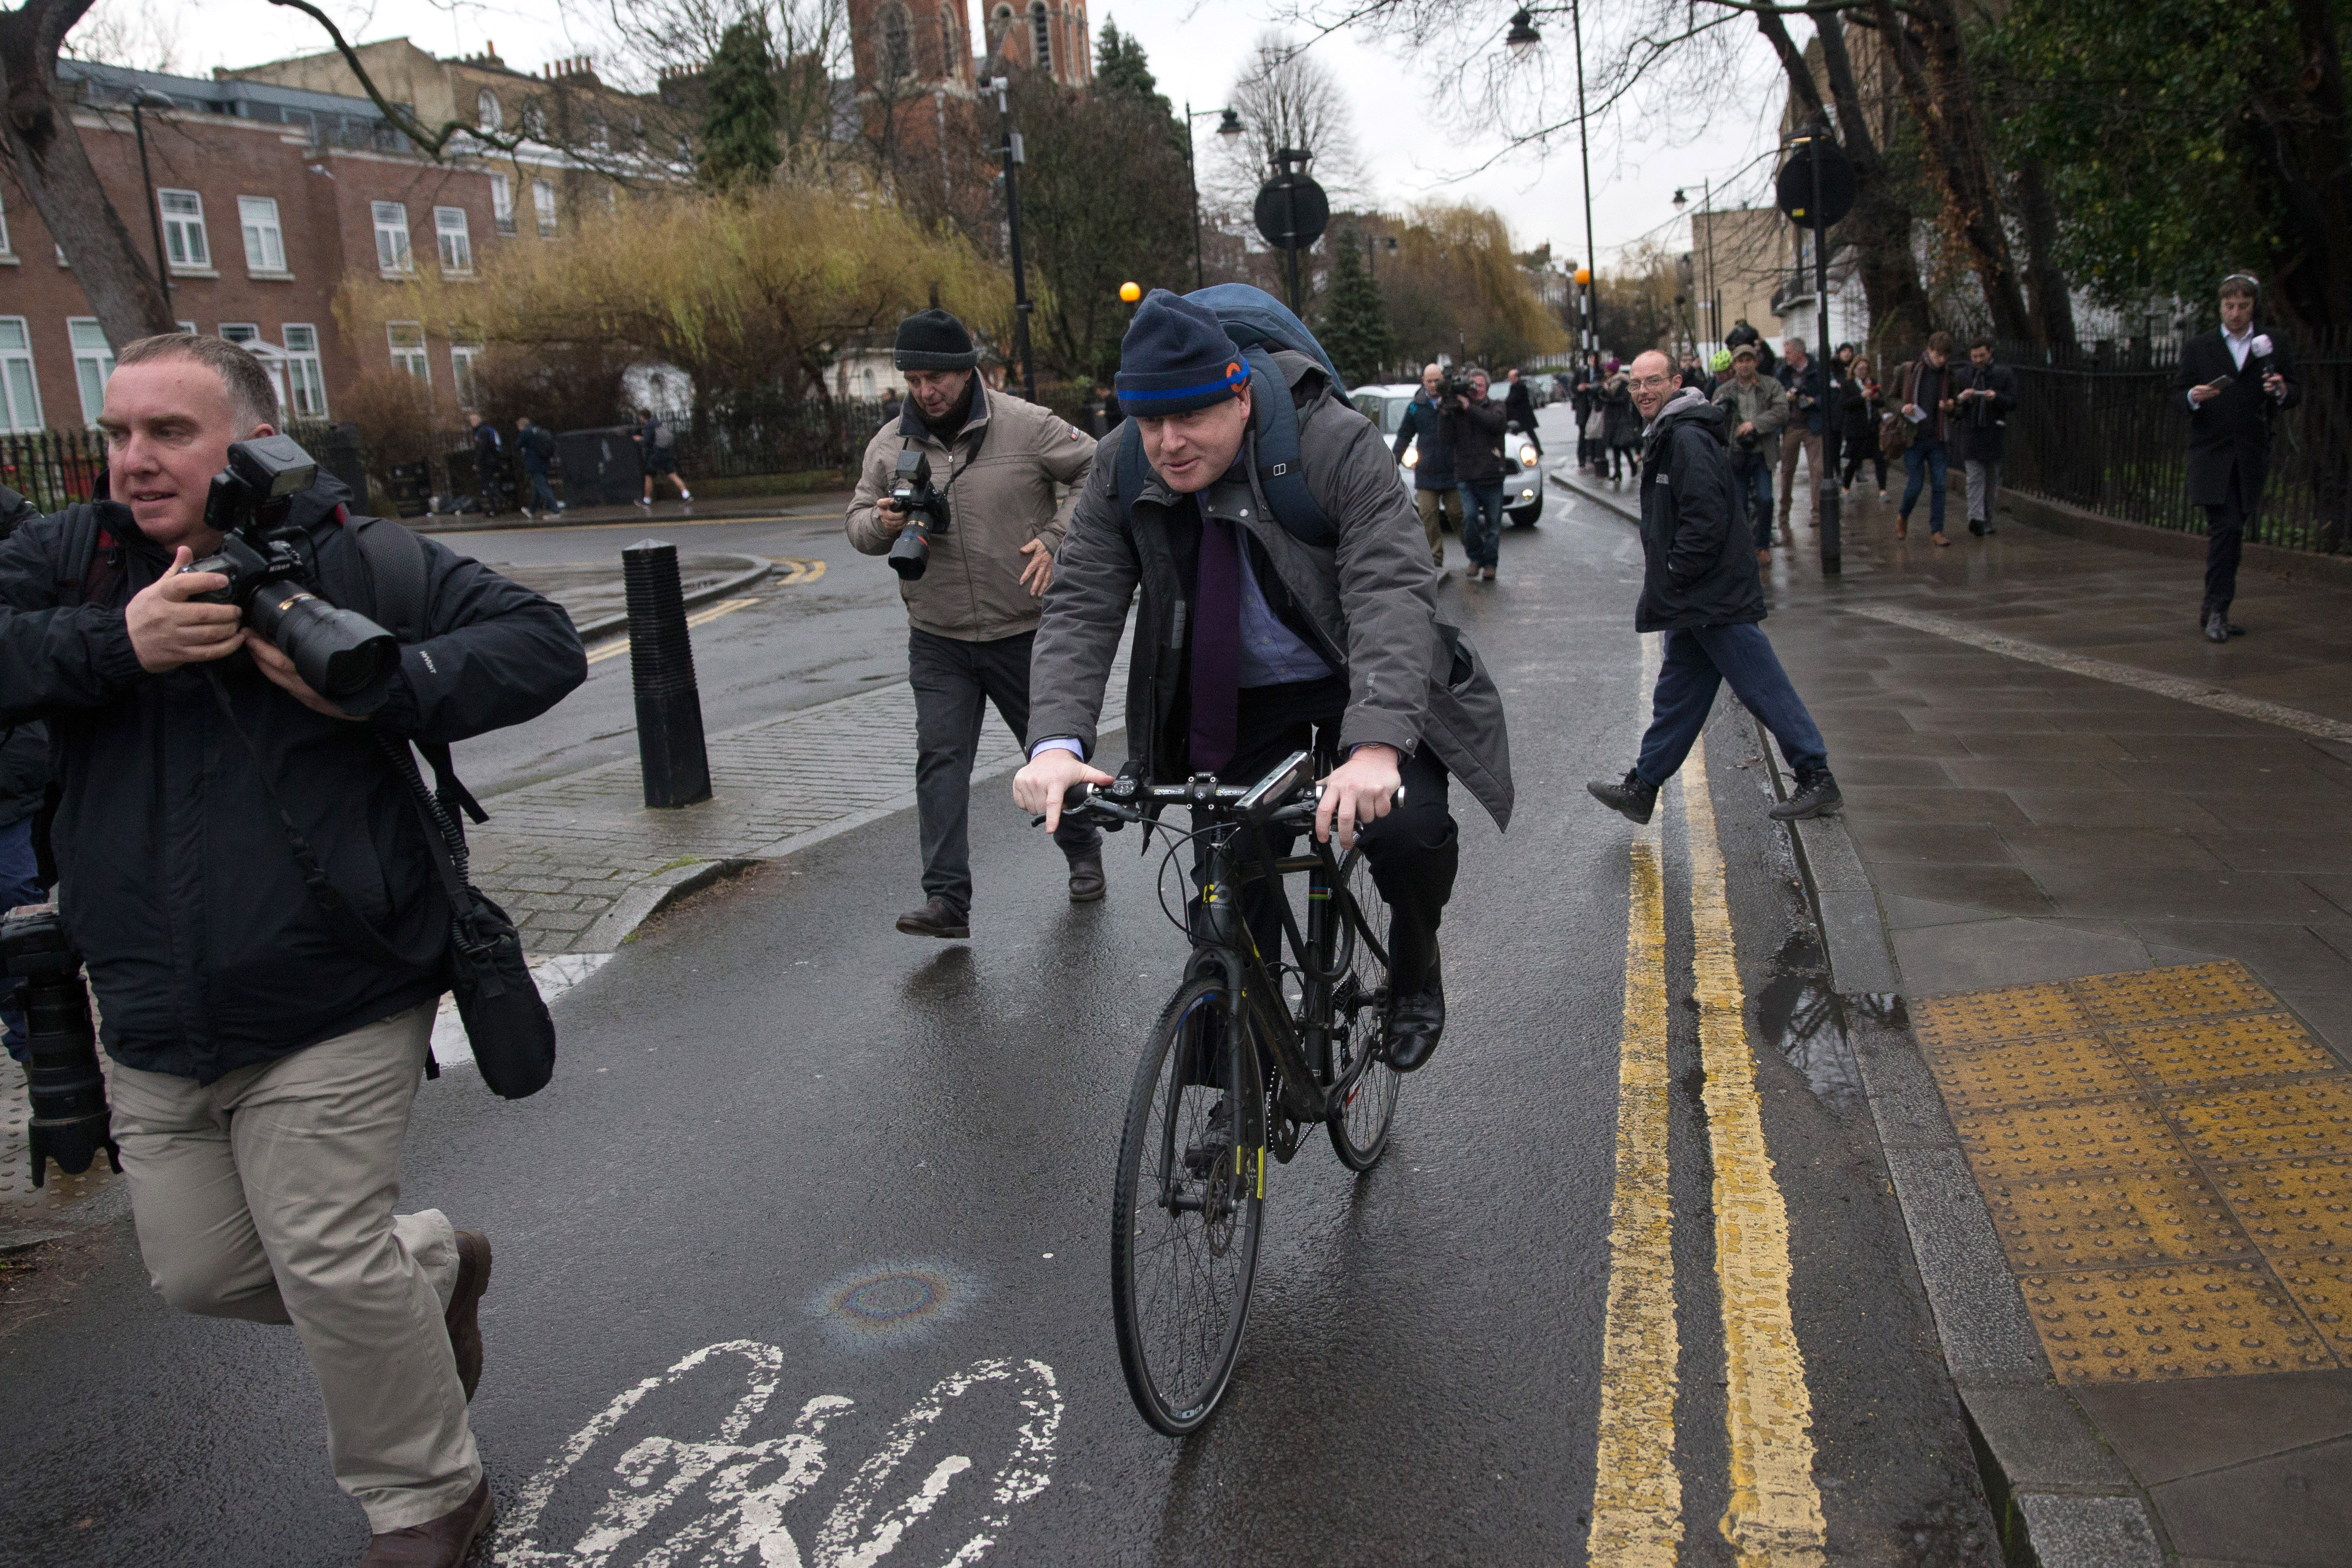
<box><xmin>1439</xmin><ymin>365</ymin><xmax>1510</xmax><ymax>583</ymax></box>
<box><xmin>1711</xmin><ymin>343</ymin><xmax>1790</xmax><ymax>565</ymax></box>
<box><xmin>847</xmin><ymin>309</ymin><xmax>1103</xmax><ymax>939</ymax></box>
<box><xmin>0</xmin><ymin>335</ymin><xmax>585</xmax><ymax>1565</ymax></box>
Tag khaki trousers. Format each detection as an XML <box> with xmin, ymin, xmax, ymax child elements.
<box><xmin>1776</xmin><ymin>425</ymin><xmax>1825</xmax><ymax>528</ymax></box>
<box><xmin>109</xmin><ymin>1002</ymin><xmax>481</xmax><ymax>1532</ymax></box>
<box><xmin>1414</xmin><ymin>485</ymin><xmax>1460</xmax><ymax>567</ymax></box>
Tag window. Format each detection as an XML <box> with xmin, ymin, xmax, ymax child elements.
<box><xmin>523</xmin><ymin>103</ymin><xmax>546</xmax><ymax>139</ymax></box>
<box><xmin>879</xmin><ymin>3</ymin><xmax>912</xmax><ymax>78</ymax></box>
<box><xmin>218</xmin><ymin>324</ymin><xmax>289</xmax><ymax>416</ymax></box>
<box><xmin>450</xmin><ymin>343</ymin><xmax>481</xmax><ymax>404</ymax></box>
<box><xmin>587</xmin><ymin>112</ymin><xmax>609</xmax><ymax>152</ymax></box>
<box><xmin>434</xmin><ymin>206</ymin><xmax>473</xmax><ymax>272</ymax></box>
<box><xmin>476</xmin><ymin>88</ymin><xmax>501</xmax><ymax>132</ymax></box>
<box><xmin>0</xmin><ymin>318</ymin><xmax>40</xmax><ymax>432</ymax></box>
<box><xmin>283</xmin><ymin>325</ymin><xmax>328</xmax><ymax>418</ymax></box>
<box><xmin>175</xmin><ymin>321</ymin><xmax>197</xmax><ymax>335</ymax></box>
<box><xmin>940</xmin><ymin>8</ymin><xmax>959</xmax><ymax>74</ymax></box>
<box><xmin>69</xmin><ymin>318</ymin><xmax>113</xmax><ymax>425</ymax></box>
<box><xmin>387</xmin><ymin>321</ymin><xmax>430</xmax><ymax>385</ymax></box>
<box><xmin>158</xmin><ymin>189</ymin><xmax>209</xmax><ymax>270</ymax></box>
<box><xmin>373</xmin><ymin>201</ymin><xmax>412</xmax><ymax>272</ymax></box>
<box><xmin>1029</xmin><ymin>2</ymin><xmax>1051</xmax><ymax>71</ymax></box>
<box><xmin>491</xmin><ymin>172</ymin><xmax>516</xmax><ymax>235</ymax></box>
<box><xmin>217</xmin><ymin>323</ymin><xmax>260</xmax><ymax>345</ymax></box>
<box><xmin>532</xmin><ymin>179</ymin><xmax>557</xmax><ymax>237</ymax></box>
<box><xmin>238</xmin><ymin>195</ymin><xmax>285</xmax><ymax>274</ymax></box>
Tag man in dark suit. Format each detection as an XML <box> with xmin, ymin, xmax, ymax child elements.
<box><xmin>2172</xmin><ymin>273</ymin><xmax>2300</xmax><ymax>642</ymax></box>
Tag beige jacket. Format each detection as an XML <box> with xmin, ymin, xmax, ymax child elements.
<box><xmin>846</xmin><ymin>385</ymin><xmax>1097</xmax><ymax>642</ymax></box>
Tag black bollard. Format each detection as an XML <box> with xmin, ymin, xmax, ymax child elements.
<box><xmin>1818</xmin><ymin>474</ymin><xmax>1842</xmax><ymax>576</ymax></box>
<box><xmin>622</xmin><ymin>540</ymin><xmax>713</xmax><ymax>808</ymax></box>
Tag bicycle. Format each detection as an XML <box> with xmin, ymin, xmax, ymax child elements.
<box><xmin>1052</xmin><ymin>749</ymin><xmax>1404</xmax><ymax>1435</ymax></box>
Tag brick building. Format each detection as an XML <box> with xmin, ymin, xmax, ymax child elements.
<box><xmin>0</xmin><ymin>55</ymin><xmax>649</xmax><ymax>433</ymax></box>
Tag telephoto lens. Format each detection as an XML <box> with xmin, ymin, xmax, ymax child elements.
<box><xmin>0</xmin><ymin>904</ymin><xmax>120</xmax><ymax>1188</ymax></box>
<box><xmin>247</xmin><ymin>589</ymin><xmax>400</xmax><ymax>710</ymax></box>
<box><xmin>887</xmin><ymin>449</ymin><xmax>942</xmax><ymax>581</ymax></box>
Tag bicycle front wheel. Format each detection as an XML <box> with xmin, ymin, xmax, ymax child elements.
<box><xmin>1327</xmin><ymin>846</ymin><xmax>1401</xmax><ymax>1171</ymax></box>
<box><xmin>1111</xmin><ymin>976</ymin><xmax>1264</xmax><ymax>1436</ymax></box>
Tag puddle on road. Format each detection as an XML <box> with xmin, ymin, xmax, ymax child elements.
<box><xmin>1753</xmin><ymin>925</ymin><xmax>1904</xmax><ymax>1111</ymax></box>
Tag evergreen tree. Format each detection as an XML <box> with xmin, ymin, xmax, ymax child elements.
<box><xmin>1319</xmin><ymin>226</ymin><xmax>1396</xmax><ymax>387</ymax></box>
<box><xmin>1095</xmin><ymin>19</ymin><xmax>1171</xmax><ymax>117</ymax></box>
<box><xmin>698</xmin><ymin>18</ymin><xmax>781</xmax><ymax>193</ymax></box>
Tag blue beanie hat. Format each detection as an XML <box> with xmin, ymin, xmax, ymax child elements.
<box><xmin>1115</xmin><ymin>290</ymin><xmax>1249</xmax><ymax>415</ymax></box>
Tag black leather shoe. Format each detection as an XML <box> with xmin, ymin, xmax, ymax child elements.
<box><xmin>1769</xmin><ymin>767</ymin><xmax>1843</xmax><ymax>820</ymax></box>
<box><xmin>2205</xmin><ymin>612</ymin><xmax>2230</xmax><ymax>644</ymax></box>
<box><xmin>895</xmin><ymin>896</ymin><xmax>970</xmax><ymax>939</ymax></box>
<box><xmin>1587</xmin><ymin>769</ymin><xmax>1660</xmax><ymax>826</ymax></box>
<box><xmin>1968</xmin><ymin>519</ymin><xmax>1986</xmax><ymax>536</ymax></box>
<box><xmin>2228</xmin><ymin>622</ymin><xmax>2246</xmax><ymax>636</ymax></box>
<box><xmin>1067</xmin><ymin>855</ymin><xmax>1106</xmax><ymax>903</ymax></box>
<box><xmin>1385</xmin><ymin>971</ymin><xmax>1446</xmax><ymax>1073</ymax></box>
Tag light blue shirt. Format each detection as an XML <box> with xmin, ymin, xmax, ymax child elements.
<box><xmin>1232</xmin><ymin>521</ymin><xmax>1332</xmax><ymax>687</ymax></box>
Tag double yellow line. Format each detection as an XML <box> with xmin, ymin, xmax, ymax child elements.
<box><xmin>1587</xmin><ymin>635</ymin><xmax>1826</xmax><ymax>1566</ymax></box>
<box><xmin>584</xmin><ymin>596</ymin><xmax>764</xmax><ymax>667</ymax></box>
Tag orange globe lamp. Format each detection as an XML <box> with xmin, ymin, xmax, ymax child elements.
<box><xmin>1119</xmin><ymin>281</ymin><xmax>1142</xmax><ymax>303</ymax></box>
<box><xmin>1574</xmin><ymin>266</ymin><xmax>1593</xmax><ymax>286</ymax></box>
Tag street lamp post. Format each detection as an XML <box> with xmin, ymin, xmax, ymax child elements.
<box><xmin>1273</xmin><ymin>146</ymin><xmax>1314</xmax><ymax>315</ymax></box>
<box><xmin>128</xmin><ymin>88</ymin><xmax>176</xmax><ymax>313</ymax></box>
<box><xmin>990</xmin><ymin>77</ymin><xmax>1035</xmax><ymax>402</ymax></box>
<box><xmin>1571</xmin><ymin>0</ymin><xmax>1599</xmax><ymax>362</ymax></box>
<box><xmin>1182</xmin><ymin>103</ymin><xmax>1243</xmax><ymax>290</ymax></box>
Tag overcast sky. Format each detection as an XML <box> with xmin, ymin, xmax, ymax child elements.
<box><xmin>104</xmin><ymin>0</ymin><xmax>1793</xmax><ymax>272</ymax></box>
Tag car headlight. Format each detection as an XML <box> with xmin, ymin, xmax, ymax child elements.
<box><xmin>1520</xmin><ymin>487</ymin><xmax>1536</xmax><ymax>501</ymax></box>
<box><xmin>1403</xmin><ymin>446</ymin><xmax>1419</xmax><ymax>468</ymax></box>
<box><xmin>1519</xmin><ymin>444</ymin><xmax>1539</xmax><ymax>465</ymax></box>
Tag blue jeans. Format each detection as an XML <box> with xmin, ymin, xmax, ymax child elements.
<box><xmin>0</xmin><ymin>817</ymin><xmax>45</xmax><ymax>1061</ymax></box>
<box><xmin>524</xmin><ymin>468</ymin><xmax>560</xmax><ymax>511</ymax></box>
<box><xmin>1732</xmin><ymin>453</ymin><xmax>1775</xmax><ymax>549</ymax></box>
<box><xmin>1458</xmin><ymin>481</ymin><xmax>1504</xmax><ymax>569</ymax></box>
<box><xmin>1900</xmin><ymin>437</ymin><xmax>1949</xmax><ymax>534</ymax></box>
<box><xmin>1636</xmin><ymin>623</ymin><xmax>1829</xmax><ymax>787</ymax></box>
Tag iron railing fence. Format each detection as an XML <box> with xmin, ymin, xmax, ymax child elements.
<box><xmin>637</xmin><ymin>396</ymin><xmax>892</xmax><ymax>482</ymax></box>
<box><xmin>0</xmin><ymin>420</ymin><xmax>364</xmax><ymax>515</ymax></box>
<box><xmin>1874</xmin><ymin>332</ymin><xmax>2352</xmax><ymax>555</ymax></box>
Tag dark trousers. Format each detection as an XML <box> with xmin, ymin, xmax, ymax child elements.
<box><xmin>1732</xmin><ymin>452</ymin><xmax>1775</xmax><ymax>550</ymax></box>
<box><xmin>523</xmin><ymin>468</ymin><xmax>559</xmax><ymax>511</ymax></box>
<box><xmin>1840</xmin><ymin>444</ymin><xmax>1886</xmax><ymax>492</ymax></box>
<box><xmin>2203</xmin><ymin>496</ymin><xmax>2248</xmax><ymax>620</ymax></box>
<box><xmin>909</xmin><ymin>627</ymin><xmax>1099</xmax><ymax>916</ymax></box>
<box><xmin>1458</xmin><ymin>480</ymin><xmax>1505</xmax><ymax>570</ymax></box>
<box><xmin>1636</xmin><ymin>624</ymin><xmax>1829</xmax><ymax>787</ymax></box>
<box><xmin>0</xmin><ymin>817</ymin><xmax>43</xmax><ymax>1061</ymax></box>
<box><xmin>1900</xmin><ymin>437</ymin><xmax>1949</xmax><ymax>533</ymax></box>
<box><xmin>1196</xmin><ymin>685</ymin><xmax>1459</xmax><ymax>999</ymax></box>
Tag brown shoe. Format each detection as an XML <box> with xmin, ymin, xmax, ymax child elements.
<box><xmin>1067</xmin><ymin>855</ymin><xmax>1106</xmax><ymax>904</ymax></box>
<box><xmin>357</xmin><ymin>1478</ymin><xmax>492</xmax><ymax>1566</ymax></box>
<box><xmin>1895</xmin><ymin>518</ymin><xmax>1909</xmax><ymax>540</ymax></box>
<box><xmin>446</xmin><ymin>1231</ymin><xmax>492</xmax><ymax>1403</ymax></box>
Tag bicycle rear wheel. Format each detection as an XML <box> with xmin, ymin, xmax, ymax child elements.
<box><xmin>1111</xmin><ymin>976</ymin><xmax>1264</xmax><ymax>1435</ymax></box>
<box><xmin>1326</xmin><ymin>846</ymin><xmax>1401</xmax><ymax>1171</ymax></box>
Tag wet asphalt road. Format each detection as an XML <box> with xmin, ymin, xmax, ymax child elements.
<box><xmin>0</xmin><ymin>416</ymin><xmax>2000</xmax><ymax>1566</ymax></box>
<box><xmin>430</xmin><ymin>505</ymin><xmax>905</xmax><ymax>798</ymax></box>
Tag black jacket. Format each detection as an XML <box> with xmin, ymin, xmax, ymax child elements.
<box><xmin>0</xmin><ymin>476</ymin><xmax>587</xmax><ymax>1082</ymax></box>
<box><xmin>1392</xmin><ymin>390</ymin><xmax>1458</xmax><ymax>489</ymax></box>
<box><xmin>1503</xmin><ymin>379</ymin><xmax>1537</xmax><ymax>430</ymax></box>
<box><xmin>1439</xmin><ymin>394</ymin><xmax>1509</xmax><ymax>484</ymax></box>
<box><xmin>2172</xmin><ymin>328</ymin><xmax>2302</xmax><ymax>508</ymax></box>
<box><xmin>1777</xmin><ymin>359</ymin><xmax>1827</xmax><ymax>434</ymax></box>
<box><xmin>1635</xmin><ymin>391</ymin><xmax>1764</xmax><ymax>632</ymax></box>
<box><xmin>0</xmin><ymin>721</ymin><xmax>47</xmax><ymax>831</ymax></box>
<box><xmin>1949</xmin><ymin>361</ymin><xmax>2019</xmax><ymax>463</ymax></box>
<box><xmin>519</xmin><ymin>423</ymin><xmax>556</xmax><ymax>472</ymax></box>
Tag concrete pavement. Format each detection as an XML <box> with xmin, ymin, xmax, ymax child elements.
<box><xmin>1563</xmin><ymin>444</ymin><xmax>2352</xmax><ymax>1566</ymax></box>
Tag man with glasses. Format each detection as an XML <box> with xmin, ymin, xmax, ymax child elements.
<box><xmin>1588</xmin><ymin>351</ymin><xmax>1842</xmax><ymax>826</ymax></box>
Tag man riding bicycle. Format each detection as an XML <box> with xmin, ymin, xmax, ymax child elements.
<box><xmin>1013</xmin><ymin>290</ymin><xmax>1513</xmax><ymax>1073</ymax></box>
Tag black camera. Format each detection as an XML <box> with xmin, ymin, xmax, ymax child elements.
<box><xmin>886</xmin><ymin>448</ymin><xmax>951</xmax><ymax>581</ymax></box>
<box><xmin>1438</xmin><ymin>372</ymin><xmax>1472</xmax><ymax>404</ymax></box>
<box><xmin>177</xmin><ymin>435</ymin><xmax>401</xmax><ymax>715</ymax></box>
<box><xmin>1</xmin><ymin>903</ymin><xmax>118</xmax><ymax>1188</ymax></box>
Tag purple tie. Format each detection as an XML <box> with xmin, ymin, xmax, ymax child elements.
<box><xmin>1190</xmin><ymin>506</ymin><xmax>1241</xmax><ymax>775</ymax></box>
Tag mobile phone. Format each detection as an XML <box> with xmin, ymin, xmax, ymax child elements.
<box><xmin>2204</xmin><ymin>374</ymin><xmax>2235</xmax><ymax>393</ymax></box>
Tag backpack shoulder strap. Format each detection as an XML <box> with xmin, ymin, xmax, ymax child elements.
<box><xmin>1242</xmin><ymin>347</ymin><xmax>1335</xmax><ymax>549</ymax></box>
<box><xmin>52</xmin><ymin>505</ymin><xmax>119</xmax><ymax>608</ymax></box>
<box><xmin>344</xmin><ymin>511</ymin><xmax>432</xmax><ymax>645</ymax></box>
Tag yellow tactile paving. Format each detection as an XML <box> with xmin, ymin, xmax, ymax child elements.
<box><xmin>2215</xmin><ymin>1159</ymin><xmax>2352</xmax><ymax>1259</ymax></box>
<box><xmin>1914</xmin><ymin>961</ymin><xmax>2352</xmax><ymax>1382</ymax></box>
<box><xmin>1930</xmin><ymin>1034</ymin><xmax>2143</xmax><ymax>1113</ymax></box>
<box><xmin>2020</xmin><ymin>1265</ymin><xmax>2336</xmax><ymax>1382</ymax></box>
<box><xmin>2111</xmin><ymin>1012</ymin><xmax>2342</xmax><ymax>1093</ymax></box>
<box><xmin>2277</xmin><ymin>1255</ymin><xmax>2352</xmax><ymax>1360</ymax></box>
<box><xmin>1986</xmin><ymin>1169</ymin><xmax>2257</xmax><ymax>1271</ymax></box>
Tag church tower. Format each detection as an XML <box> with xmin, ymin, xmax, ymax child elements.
<box><xmin>846</xmin><ymin>1</ymin><xmax>981</xmax><ymax>93</ymax></box>
<box><xmin>976</xmin><ymin>2</ymin><xmax>1093</xmax><ymax>88</ymax></box>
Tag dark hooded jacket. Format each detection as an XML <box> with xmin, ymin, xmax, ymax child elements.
<box><xmin>1635</xmin><ymin>390</ymin><xmax>1765</xmax><ymax>632</ymax></box>
<box><xmin>0</xmin><ymin>475</ymin><xmax>587</xmax><ymax>1082</ymax></box>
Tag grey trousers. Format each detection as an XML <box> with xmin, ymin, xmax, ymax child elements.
<box><xmin>1966</xmin><ymin>458</ymin><xmax>2001</xmax><ymax>525</ymax></box>
<box><xmin>910</xmin><ymin>627</ymin><xmax>1099</xmax><ymax>915</ymax></box>
<box><xmin>109</xmin><ymin>1003</ymin><xmax>480</xmax><ymax>1532</ymax></box>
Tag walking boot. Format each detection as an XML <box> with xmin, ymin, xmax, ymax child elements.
<box><xmin>1769</xmin><ymin>767</ymin><xmax>1844</xmax><ymax>821</ymax></box>
<box><xmin>2205</xmin><ymin>612</ymin><xmax>2230</xmax><ymax>644</ymax></box>
<box><xmin>1385</xmin><ymin>957</ymin><xmax>1446</xmax><ymax>1074</ymax></box>
<box><xmin>1067</xmin><ymin>854</ymin><xmax>1106</xmax><ymax>903</ymax></box>
<box><xmin>895</xmin><ymin>896</ymin><xmax>970</xmax><ymax>939</ymax></box>
<box><xmin>445</xmin><ymin>1231</ymin><xmax>492</xmax><ymax>1402</ymax></box>
<box><xmin>357</xmin><ymin>1478</ymin><xmax>493</xmax><ymax>1567</ymax></box>
<box><xmin>1587</xmin><ymin>769</ymin><xmax>1660</xmax><ymax>826</ymax></box>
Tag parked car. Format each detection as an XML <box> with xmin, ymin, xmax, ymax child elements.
<box><xmin>1349</xmin><ymin>382</ymin><xmax>1547</xmax><ymax>528</ymax></box>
